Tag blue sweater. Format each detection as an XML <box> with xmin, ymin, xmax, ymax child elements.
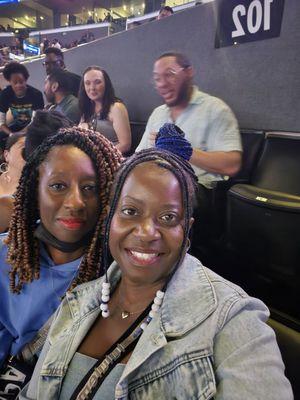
<box><xmin>0</xmin><ymin>233</ymin><xmax>82</xmax><ymax>366</ymax></box>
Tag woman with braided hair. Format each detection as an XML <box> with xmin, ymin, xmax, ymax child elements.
<box><xmin>0</xmin><ymin>127</ymin><xmax>122</xmax><ymax>394</ymax></box>
<box><xmin>21</xmin><ymin>128</ymin><xmax>292</xmax><ymax>399</ymax></box>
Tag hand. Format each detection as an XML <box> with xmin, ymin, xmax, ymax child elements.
<box><xmin>79</xmin><ymin>122</ymin><xmax>89</xmax><ymax>130</ymax></box>
<box><xmin>149</xmin><ymin>131</ymin><xmax>157</xmax><ymax>146</ymax></box>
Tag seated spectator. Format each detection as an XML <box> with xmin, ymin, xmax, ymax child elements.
<box><xmin>78</xmin><ymin>66</ymin><xmax>131</xmax><ymax>154</ymax></box>
<box><xmin>0</xmin><ymin>62</ymin><xmax>44</xmax><ymax>150</ymax></box>
<box><xmin>78</xmin><ymin>33</ymin><xmax>88</xmax><ymax>45</ymax></box>
<box><xmin>104</xmin><ymin>12</ymin><xmax>113</xmax><ymax>22</ymax></box>
<box><xmin>87</xmin><ymin>31</ymin><xmax>95</xmax><ymax>41</ymax></box>
<box><xmin>87</xmin><ymin>15</ymin><xmax>95</xmax><ymax>24</ymax></box>
<box><xmin>136</xmin><ymin>52</ymin><xmax>242</xmax><ymax>254</ymax></box>
<box><xmin>41</xmin><ymin>37</ymin><xmax>50</xmax><ymax>53</ymax></box>
<box><xmin>0</xmin><ymin>127</ymin><xmax>122</xmax><ymax>396</ymax></box>
<box><xmin>20</xmin><ymin>148</ymin><xmax>293</xmax><ymax>400</ymax></box>
<box><xmin>51</xmin><ymin>38</ymin><xmax>61</xmax><ymax>49</ymax></box>
<box><xmin>157</xmin><ymin>6</ymin><xmax>174</xmax><ymax>19</ymax></box>
<box><xmin>0</xmin><ymin>110</ymin><xmax>72</xmax><ymax>234</ymax></box>
<box><xmin>0</xmin><ymin>132</ymin><xmax>25</xmax><ymax>197</ymax></box>
<box><xmin>43</xmin><ymin>47</ymin><xmax>81</xmax><ymax>97</ymax></box>
<box><xmin>44</xmin><ymin>69</ymin><xmax>81</xmax><ymax>124</ymax></box>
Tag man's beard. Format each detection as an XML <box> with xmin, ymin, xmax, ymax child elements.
<box><xmin>166</xmin><ymin>80</ymin><xmax>191</xmax><ymax>108</ymax></box>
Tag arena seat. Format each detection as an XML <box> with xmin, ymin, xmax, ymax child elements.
<box><xmin>127</xmin><ymin>121</ymin><xmax>146</xmax><ymax>156</ymax></box>
<box><xmin>226</xmin><ymin>132</ymin><xmax>300</xmax><ymax>320</ymax></box>
<box><xmin>210</xmin><ymin>129</ymin><xmax>265</xmax><ymax>237</ymax></box>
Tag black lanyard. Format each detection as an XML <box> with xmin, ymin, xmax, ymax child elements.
<box><xmin>70</xmin><ymin>303</ymin><xmax>152</xmax><ymax>400</ymax></box>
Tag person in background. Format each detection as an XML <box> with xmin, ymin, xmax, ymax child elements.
<box><xmin>44</xmin><ymin>69</ymin><xmax>81</xmax><ymax>124</ymax></box>
<box><xmin>52</xmin><ymin>38</ymin><xmax>61</xmax><ymax>49</ymax></box>
<box><xmin>0</xmin><ymin>110</ymin><xmax>72</xmax><ymax>234</ymax></box>
<box><xmin>43</xmin><ymin>47</ymin><xmax>81</xmax><ymax>97</ymax></box>
<box><xmin>0</xmin><ymin>62</ymin><xmax>44</xmax><ymax>150</ymax></box>
<box><xmin>0</xmin><ymin>127</ymin><xmax>122</xmax><ymax>397</ymax></box>
<box><xmin>136</xmin><ymin>52</ymin><xmax>242</xmax><ymax>256</ymax></box>
<box><xmin>78</xmin><ymin>65</ymin><xmax>131</xmax><ymax>154</ymax></box>
<box><xmin>20</xmin><ymin>146</ymin><xmax>293</xmax><ymax>399</ymax></box>
<box><xmin>157</xmin><ymin>6</ymin><xmax>174</xmax><ymax>19</ymax></box>
<box><xmin>0</xmin><ymin>132</ymin><xmax>25</xmax><ymax>197</ymax></box>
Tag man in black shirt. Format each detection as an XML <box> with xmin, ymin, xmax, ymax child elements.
<box><xmin>43</xmin><ymin>47</ymin><xmax>81</xmax><ymax>98</ymax></box>
<box><xmin>0</xmin><ymin>62</ymin><xmax>44</xmax><ymax>149</ymax></box>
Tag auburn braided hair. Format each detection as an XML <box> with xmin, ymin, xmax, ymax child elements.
<box><xmin>5</xmin><ymin>127</ymin><xmax>122</xmax><ymax>293</ymax></box>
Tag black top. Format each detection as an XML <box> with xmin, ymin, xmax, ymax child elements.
<box><xmin>0</xmin><ymin>85</ymin><xmax>44</xmax><ymax>132</ymax></box>
<box><xmin>65</xmin><ymin>70</ymin><xmax>81</xmax><ymax>98</ymax></box>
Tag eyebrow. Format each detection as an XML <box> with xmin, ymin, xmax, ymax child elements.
<box><xmin>121</xmin><ymin>195</ymin><xmax>181</xmax><ymax>209</ymax></box>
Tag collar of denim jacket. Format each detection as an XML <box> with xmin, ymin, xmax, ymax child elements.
<box><xmin>65</xmin><ymin>253</ymin><xmax>217</xmax><ymax>337</ymax></box>
<box><xmin>159</xmin><ymin>253</ymin><xmax>217</xmax><ymax>337</ymax></box>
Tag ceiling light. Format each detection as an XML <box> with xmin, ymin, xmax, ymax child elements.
<box><xmin>123</xmin><ymin>5</ymin><xmax>127</xmax><ymax>10</ymax></box>
<box><xmin>40</xmin><ymin>16</ymin><xmax>44</xmax><ymax>20</ymax></box>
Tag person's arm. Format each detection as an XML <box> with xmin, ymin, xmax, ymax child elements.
<box><xmin>0</xmin><ymin>111</ymin><xmax>10</xmax><ymax>135</ymax></box>
<box><xmin>135</xmin><ymin>110</ymin><xmax>157</xmax><ymax>151</ymax></box>
<box><xmin>111</xmin><ymin>102</ymin><xmax>131</xmax><ymax>154</ymax></box>
<box><xmin>190</xmin><ymin>149</ymin><xmax>241</xmax><ymax>176</ymax></box>
<box><xmin>189</xmin><ymin>101</ymin><xmax>242</xmax><ymax>176</ymax></box>
<box><xmin>214</xmin><ymin>298</ymin><xmax>293</xmax><ymax>399</ymax></box>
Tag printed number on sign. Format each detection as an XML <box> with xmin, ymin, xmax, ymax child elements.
<box><xmin>232</xmin><ymin>0</ymin><xmax>274</xmax><ymax>38</ymax></box>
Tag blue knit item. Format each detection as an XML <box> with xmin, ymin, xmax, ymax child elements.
<box><xmin>155</xmin><ymin>123</ymin><xmax>193</xmax><ymax>161</ymax></box>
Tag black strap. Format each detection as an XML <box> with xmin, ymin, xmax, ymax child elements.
<box><xmin>69</xmin><ymin>303</ymin><xmax>151</xmax><ymax>400</ymax></box>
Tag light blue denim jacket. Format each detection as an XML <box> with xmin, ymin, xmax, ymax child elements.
<box><xmin>20</xmin><ymin>254</ymin><xmax>293</xmax><ymax>399</ymax></box>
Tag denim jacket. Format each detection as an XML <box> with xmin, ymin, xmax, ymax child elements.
<box><xmin>20</xmin><ymin>254</ymin><xmax>293</xmax><ymax>399</ymax></box>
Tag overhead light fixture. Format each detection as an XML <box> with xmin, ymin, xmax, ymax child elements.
<box><xmin>130</xmin><ymin>6</ymin><xmax>134</xmax><ymax>11</ymax></box>
<box><xmin>25</xmin><ymin>15</ymin><xmax>29</xmax><ymax>19</ymax></box>
<box><xmin>123</xmin><ymin>4</ymin><xmax>127</xmax><ymax>10</ymax></box>
<box><xmin>40</xmin><ymin>16</ymin><xmax>44</xmax><ymax>20</ymax></box>
<box><xmin>142</xmin><ymin>3</ymin><xmax>145</xmax><ymax>8</ymax></box>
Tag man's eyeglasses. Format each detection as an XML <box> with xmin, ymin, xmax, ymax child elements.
<box><xmin>42</xmin><ymin>60</ymin><xmax>60</xmax><ymax>66</ymax></box>
<box><xmin>152</xmin><ymin>67</ymin><xmax>186</xmax><ymax>86</ymax></box>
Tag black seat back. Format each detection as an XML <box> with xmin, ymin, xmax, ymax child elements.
<box><xmin>127</xmin><ymin>121</ymin><xmax>146</xmax><ymax>156</ymax></box>
<box><xmin>252</xmin><ymin>132</ymin><xmax>300</xmax><ymax>196</ymax></box>
<box><xmin>235</xmin><ymin>129</ymin><xmax>265</xmax><ymax>181</ymax></box>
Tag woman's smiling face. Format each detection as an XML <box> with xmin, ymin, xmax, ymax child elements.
<box><xmin>109</xmin><ymin>161</ymin><xmax>189</xmax><ymax>285</ymax></box>
<box><xmin>38</xmin><ymin>145</ymin><xmax>100</xmax><ymax>244</ymax></box>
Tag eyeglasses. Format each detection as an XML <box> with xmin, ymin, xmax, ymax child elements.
<box><xmin>42</xmin><ymin>60</ymin><xmax>60</xmax><ymax>66</ymax></box>
<box><xmin>152</xmin><ymin>67</ymin><xmax>186</xmax><ymax>86</ymax></box>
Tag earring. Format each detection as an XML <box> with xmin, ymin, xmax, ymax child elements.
<box><xmin>186</xmin><ymin>238</ymin><xmax>191</xmax><ymax>251</ymax></box>
<box><xmin>100</xmin><ymin>280</ymin><xmax>110</xmax><ymax>318</ymax></box>
<box><xmin>0</xmin><ymin>162</ymin><xmax>8</xmax><ymax>174</ymax></box>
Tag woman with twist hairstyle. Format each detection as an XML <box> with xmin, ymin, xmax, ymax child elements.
<box><xmin>0</xmin><ymin>126</ymin><xmax>122</xmax><ymax>381</ymax></box>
